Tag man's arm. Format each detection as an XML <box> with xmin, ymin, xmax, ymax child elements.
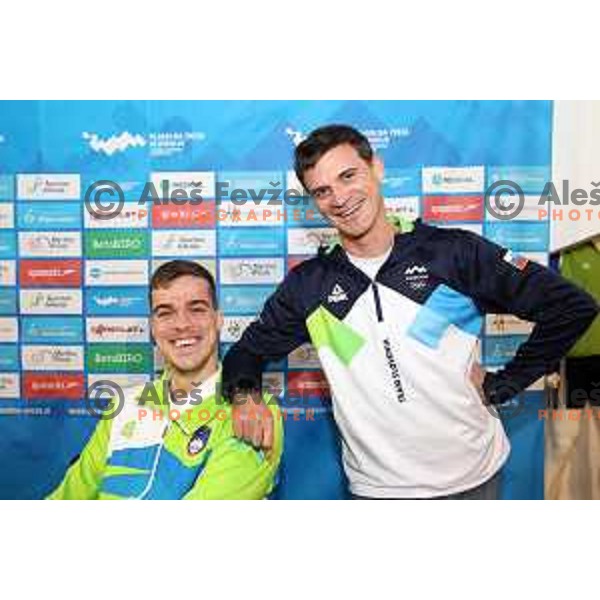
<box><xmin>457</xmin><ymin>231</ymin><xmax>599</xmax><ymax>404</ymax></box>
<box><xmin>46</xmin><ymin>418</ymin><xmax>112</xmax><ymax>500</ymax></box>
<box><xmin>222</xmin><ymin>267</ymin><xmax>310</xmax><ymax>448</ymax></box>
<box><xmin>183</xmin><ymin>398</ymin><xmax>284</xmax><ymax>500</ymax></box>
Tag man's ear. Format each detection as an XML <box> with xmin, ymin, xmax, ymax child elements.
<box><xmin>216</xmin><ymin>310</ymin><xmax>224</xmax><ymax>332</ymax></box>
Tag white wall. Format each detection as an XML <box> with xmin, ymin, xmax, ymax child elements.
<box><xmin>551</xmin><ymin>100</ymin><xmax>600</xmax><ymax>252</ymax></box>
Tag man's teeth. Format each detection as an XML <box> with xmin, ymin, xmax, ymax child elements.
<box><xmin>175</xmin><ymin>338</ymin><xmax>197</xmax><ymax>348</ymax></box>
<box><xmin>338</xmin><ymin>202</ymin><xmax>361</xmax><ymax>218</ymax></box>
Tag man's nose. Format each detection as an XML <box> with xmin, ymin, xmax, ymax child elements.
<box><xmin>173</xmin><ymin>311</ymin><xmax>194</xmax><ymax>330</ymax></box>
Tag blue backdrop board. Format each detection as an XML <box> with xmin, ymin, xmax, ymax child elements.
<box><xmin>0</xmin><ymin>100</ymin><xmax>552</xmax><ymax>499</ymax></box>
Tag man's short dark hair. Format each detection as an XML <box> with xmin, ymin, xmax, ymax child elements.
<box><xmin>150</xmin><ymin>260</ymin><xmax>218</xmax><ymax>310</ymax></box>
<box><xmin>294</xmin><ymin>124</ymin><xmax>373</xmax><ymax>189</ymax></box>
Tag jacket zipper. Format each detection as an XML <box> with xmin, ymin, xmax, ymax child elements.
<box><xmin>372</xmin><ymin>282</ymin><xmax>406</xmax><ymax>403</ymax></box>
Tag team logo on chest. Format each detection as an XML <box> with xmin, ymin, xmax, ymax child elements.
<box><xmin>404</xmin><ymin>264</ymin><xmax>429</xmax><ymax>290</ymax></box>
<box><xmin>187</xmin><ymin>425</ymin><xmax>211</xmax><ymax>456</ymax></box>
<box><xmin>328</xmin><ymin>283</ymin><xmax>348</xmax><ymax>304</ymax></box>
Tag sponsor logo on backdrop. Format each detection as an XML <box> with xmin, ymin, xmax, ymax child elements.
<box><xmin>86</xmin><ymin>318</ymin><xmax>149</xmax><ymax>343</ymax></box>
<box><xmin>263</xmin><ymin>372</ymin><xmax>285</xmax><ymax>398</ymax></box>
<box><xmin>85</xmin><ymin>260</ymin><xmax>149</xmax><ymax>286</ymax></box>
<box><xmin>288</xmin><ymin>344</ymin><xmax>321</xmax><ymax>369</ymax></box>
<box><xmin>484</xmin><ymin>335</ymin><xmax>529</xmax><ymax>367</ymax></box>
<box><xmin>86</xmin><ymin>288</ymin><xmax>149</xmax><ymax>316</ymax></box>
<box><xmin>488</xmin><ymin>166</ymin><xmax>551</xmax><ymax>194</ymax></box>
<box><xmin>384</xmin><ymin>197</ymin><xmax>420</xmax><ymax>221</ymax></box>
<box><xmin>0</xmin><ymin>261</ymin><xmax>16</xmax><ymax>286</ymax></box>
<box><xmin>0</xmin><ymin>373</ymin><xmax>19</xmax><ymax>398</ymax></box>
<box><xmin>20</xmin><ymin>289</ymin><xmax>83</xmax><ymax>315</ymax></box>
<box><xmin>22</xmin><ymin>345</ymin><xmax>84</xmax><ymax>371</ymax></box>
<box><xmin>218</xmin><ymin>202</ymin><xmax>283</xmax><ymax>227</ymax></box>
<box><xmin>151</xmin><ymin>259</ymin><xmax>216</xmax><ymax>279</ymax></box>
<box><xmin>18</xmin><ymin>232</ymin><xmax>81</xmax><ymax>258</ymax></box>
<box><xmin>220</xmin><ymin>286</ymin><xmax>275</xmax><ymax>315</ymax></box>
<box><xmin>422</xmin><ymin>167</ymin><xmax>484</xmax><ymax>194</ymax></box>
<box><xmin>0</xmin><ymin>318</ymin><xmax>19</xmax><ymax>343</ymax></box>
<box><xmin>150</xmin><ymin>172</ymin><xmax>215</xmax><ymax>199</ymax></box>
<box><xmin>486</xmin><ymin>314</ymin><xmax>534</xmax><ymax>336</ymax></box>
<box><xmin>287</xmin><ymin>228</ymin><xmax>338</xmax><ymax>254</ymax></box>
<box><xmin>18</xmin><ymin>203</ymin><xmax>81</xmax><ymax>229</ymax></box>
<box><xmin>87</xmin><ymin>373</ymin><xmax>151</xmax><ymax>390</ymax></box>
<box><xmin>82</xmin><ymin>131</ymin><xmax>206</xmax><ymax>159</ymax></box>
<box><xmin>221</xmin><ymin>316</ymin><xmax>255</xmax><ymax>343</ymax></box>
<box><xmin>485</xmin><ymin>195</ymin><xmax>549</xmax><ymax>222</ymax></box>
<box><xmin>152</xmin><ymin>230</ymin><xmax>216</xmax><ymax>257</ymax></box>
<box><xmin>23</xmin><ymin>373</ymin><xmax>85</xmax><ymax>400</ymax></box>
<box><xmin>0</xmin><ymin>289</ymin><xmax>17</xmax><ymax>314</ymax></box>
<box><xmin>17</xmin><ymin>174</ymin><xmax>80</xmax><ymax>200</ymax></box>
<box><xmin>423</xmin><ymin>196</ymin><xmax>484</xmax><ymax>222</ymax></box>
<box><xmin>85</xmin><ymin>231</ymin><xmax>148</xmax><ymax>258</ymax></box>
<box><xmin>0</xmin><ymin>346</ymin><xmax>18</xmax><ymax>370</ymax></box>
<box><xmin>382</xmin><ymin>168</ymin><xmax>421</xmax><ymax>197</ymax></box>
<box><xmin>82</xmin><ymin>132</ymin><xmax>146</xmax><ymax>156</ymax></box>
<box><xmin>84</xmin><ymin>204</ymin><xmax>148</xmax><ymax>229</ymax></box>
<box><xmin>22</xmin><ymin>317</ymin><xmax>83</xmax><ymax>344</ymax></box>
<box><xmin>19</xmin><ymin>260</ymin><xmax>82</xmax><ymax>287</ymax></box>
<box><xmin>287</xmin><ymin>371</ymin><xmax>330</xmax><ymax>398</ymax></box>
<box><xmin>218</xmin><ymin>229</ymin><xmax>285</xmax><ymax>257</ymax></box>
<box><xmin>285</xmin><ymin>126</ymin><xmax>410</xmax><ymax>151</ymax></box>
<box><xmin>0</xmin><ymin>175</ymin><xmax>13</xmax><ymax>200</ymax></box>
<box><xmin>0</xmin><ymin>234</ymin><xmax>16</xmax><ymax>258</ymax></box>
<box><xmin>0</xmin><ymin>204</ymin><xmax>14</xmax><ymax>228</ymax></box>
<box><xmin>152</xmin><ymin>203</ymin><xmax>216</xmax><ymax>228</ymax></box>
<box><xmin>219</xmin><ymin>258</ymin><xmax>284</xmax><ymax>285</ymax></box>
<box><xmin>485</xmin><ymin>222</ymin><xmax>549</xmax><ymax>253</ymax></box>
<box><xmin>86</xmin><ymin>344</ymin><xmax>152</xmax><ymax>373</ymax></box>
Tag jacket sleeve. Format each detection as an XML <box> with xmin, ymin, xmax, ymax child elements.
<box><xmin>222</xmin><ymin>267</ymin><xmax>310</xmax><ymax>397</ymax></box>
<box><xmin>183</xmin><ymin>397</ymin><xmax>284</xmax><ymax>500</ymax></box>
<box><xmin>46</xmin><ymin>418</ymin><xmax>112</xmax><ymax>499</ymax></box>
<box><xmin>455</xmin><ymin>231</ymin><xmax>599</xmax><ymax>404</ymax></box>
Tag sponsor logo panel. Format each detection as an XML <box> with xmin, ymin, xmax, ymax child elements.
<box><xmin>23</xmin><ymin>373</ymin><xmax>85</xmax><ymax>400</ymax></box>
<box><xmin>20</xmin><ymin>289</ymin><xmax>83</xmax><ymax>315</ymax></box>
<box><xmin>18</xmin><ymin>232</ymin><xmax>82</xmax><ymax>258</ymax></box>
<box><xmin>86</xmin><ymin>287</ymin><xmax>149</xmax><ymax>316</ymax></box>
<box><xmin>85</xmin><ymin>231</ymin><xmax>149</xmax><ymax>259</ymax></box>
<box><xmin>219</xmin><ymin>258</ymin><xmax>284</xmax><ymax>285</ymax></box>
<box><xmin>22</xmin><ymin>316</ymin><xmax>84</xmax><ymax>343</ymax></box>
<box><xmin>422</xmin><ymin>167</ymin><xmax>484</xmax><ymax>194</ymax></box>
<box><xmin>22</xmin><ymin>345</ymin><xmax>84</xmax><ymax>371</ymax></box>
<box><xmin>85</xmin><ymin>260</ymin><xmax>149</xmax><ymax>286</ymax></box>
<box><xmin>86</xmin><ymin>317</ymin><xmax>150</xmax><ymax>343</ymax></box>
<box><xmin>19</xmin><ymin>259</ymin><xmax>82</xmax><ymax>287</ymax></box>
<box><xmin>152</xmin><ymin>230</ymin><xmax>216</xmax><ymax>257</ymax></box>
<box><xmin>17</xmin><ymin>174</ymin><xmax>80</xmax><ymax>200</ymax></box>
<box><xmin>86</xmin><ymin>344</ymin><xmax>153</xmax><ymax>374</ymax></box>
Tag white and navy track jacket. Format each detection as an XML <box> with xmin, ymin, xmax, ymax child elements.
<box><xmin>223</xmin><ymin>218</ymin><xmax>598</xmax><ymax>497</ymax></box>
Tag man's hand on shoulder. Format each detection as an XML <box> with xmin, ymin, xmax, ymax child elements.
<box><xmin>232</xmin><ymin>390</ymin><xmax>274</xmax><ymax>450</ymax></box>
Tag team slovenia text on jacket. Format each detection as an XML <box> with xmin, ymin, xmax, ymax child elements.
<box><xmin>223</xmin><ymin>219</ymin><xmax>599</xmax><ymax>497</ymax></box>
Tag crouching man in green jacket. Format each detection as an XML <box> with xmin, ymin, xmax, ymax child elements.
<box><xmin>48</xmin><ymin>260</ymin><xmax>283</xmax><ymax>500</ymax></box>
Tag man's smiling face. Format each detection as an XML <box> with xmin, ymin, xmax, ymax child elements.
<box><xmin>151</xmin><ymin>274</ymin><xmax>222</xmax><ymax>374</ymax></box>
<box><xmin>302</xmin><ymin>143</ymin><xmax>385</xmax><ymax>241</ymax></box>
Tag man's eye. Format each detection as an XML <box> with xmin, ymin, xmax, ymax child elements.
<box><xmin>342</xmin><ymin>171</ymin><xmax>355</xmax><ymax>181</ymax></box>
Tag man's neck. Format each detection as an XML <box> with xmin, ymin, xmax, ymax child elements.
<box><xmin>169</xmin><ymin>358</ymin><xmax>219</xmax><ymax>396</ymax></box>
<box><xmin>342</xmin><ymin>218</ymin><xmax>396</xmax><ymax>258</ymax></box>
